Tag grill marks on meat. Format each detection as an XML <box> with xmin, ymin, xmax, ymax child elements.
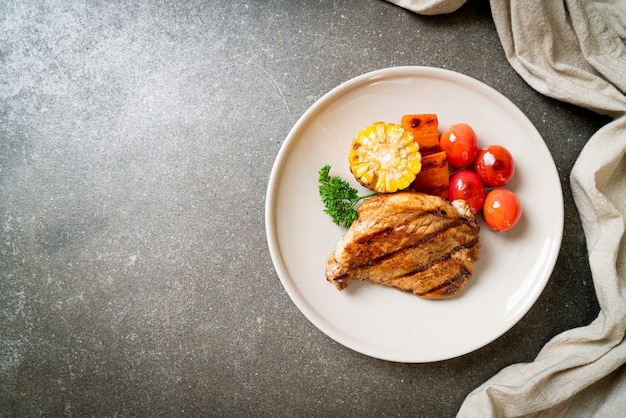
<box><xmin>326</xmin><ymin>191</ymin><xmax>481</xmax><ymax>299</ymax></box>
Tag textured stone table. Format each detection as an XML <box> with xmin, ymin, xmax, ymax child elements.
<box><xmin>1</xmin><ymin>1</ymin><xmax>606</xmax><ymax>416</ymax></box>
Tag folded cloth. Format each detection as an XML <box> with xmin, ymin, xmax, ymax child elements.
<box><xmin>385</xmin><ymin>0</ymin><xmax>626</xmax><ymax>416</ymax></box>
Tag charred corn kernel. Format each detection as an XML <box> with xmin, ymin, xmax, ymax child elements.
<box><xmin>348</xmin><ymin>122</ymin><xmax>422</xmax><ymax>193</ymax></box>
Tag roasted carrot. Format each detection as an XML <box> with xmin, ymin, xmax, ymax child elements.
<box><xmin>411</xmin><ymin>151</ymin><xmax>449</xmax><ymax>198</ymax></box>
<box><xmin>401</xmin><ymin>114</ymin><xmax>440</xmax><ymax>156</ymax></box>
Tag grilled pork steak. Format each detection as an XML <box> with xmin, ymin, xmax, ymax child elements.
<box><xmin>326</xmin><ymin>191</ymin><xmax>481</xmax><ymax>299</ymax></box>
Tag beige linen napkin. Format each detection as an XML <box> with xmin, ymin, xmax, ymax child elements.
<box><xmin>385</xmin><ymin>0</ymin><xmax>626</xmax><ymax>416</ymax></box>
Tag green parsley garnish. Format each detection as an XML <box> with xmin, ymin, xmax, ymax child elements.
<box><xmin>318</xmin><ymin>165</ymin><xmax>376</xmax><ymax>228</ymax></box>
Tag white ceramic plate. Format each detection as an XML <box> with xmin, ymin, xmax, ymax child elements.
<box><xmin>265</xmin><ymin>66</ymin><xmax>563</xmax><ymax>363</ymax></box>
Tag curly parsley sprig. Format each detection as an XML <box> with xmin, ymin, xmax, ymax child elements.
<box><xmin>318</xmin><ymin>165</ymin><xmax>377</xmax><ymax>228</ymax></box>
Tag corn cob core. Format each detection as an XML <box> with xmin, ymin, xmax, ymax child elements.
<box><xmin>348</xmin><ymin>122</ymin><xmax>422</xmax><ymax>193</ymax></box>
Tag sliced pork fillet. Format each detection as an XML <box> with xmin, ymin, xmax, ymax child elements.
<box><xmin>326</xmin><ymin>191</ymin><xmax>481</xmax><ymax>299</ymax></box>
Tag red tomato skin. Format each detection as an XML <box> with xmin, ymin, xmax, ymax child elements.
<box><xmin>474</xmin><ymin>145</ymin><xmax>515</xmax><ymax>187</ymax></box>
<box><xmin>448</xmin><ymin>170</ymin><xmax>485</xmax><ymax>215</ymax></box>
<box><xmin>439</xmin><ymin>123</ymin><xmax>478</xmax><ymax>168</ymax></box>
<box><xmin>483</xmin><ymin>189</ymin><xmax>522</xmax><ymax>232</ymax></box>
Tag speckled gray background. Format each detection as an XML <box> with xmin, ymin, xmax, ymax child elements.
<box><xmin>1</xmin><ymin>0</ymin><xmax>605</xmax><ymax>416</ymax></box>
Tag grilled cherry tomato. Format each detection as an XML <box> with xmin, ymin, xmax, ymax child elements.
<box><xmin>483</xmin><ymin>189</ymin><xmax>522</xmax><ymax>232</ymax></box>
<box><xmin>474</xmin><ymin>145</ymin><xmax>515</xmax><ymax>187</ymax></box>
<box><xmin>448</xmin><ymin>170</ymin><xmax>485</xmax><ymax>215</ymax></box>
<box><xmin>439</xmin><ymin>123</ymin><xmax>478</xmax><ymax>168</ymax></box>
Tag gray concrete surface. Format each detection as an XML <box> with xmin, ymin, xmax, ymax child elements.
<box><xmin>1</xmin><ymin>0</ymin><xmax>605</xmax><ymax>416</ymax></box>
